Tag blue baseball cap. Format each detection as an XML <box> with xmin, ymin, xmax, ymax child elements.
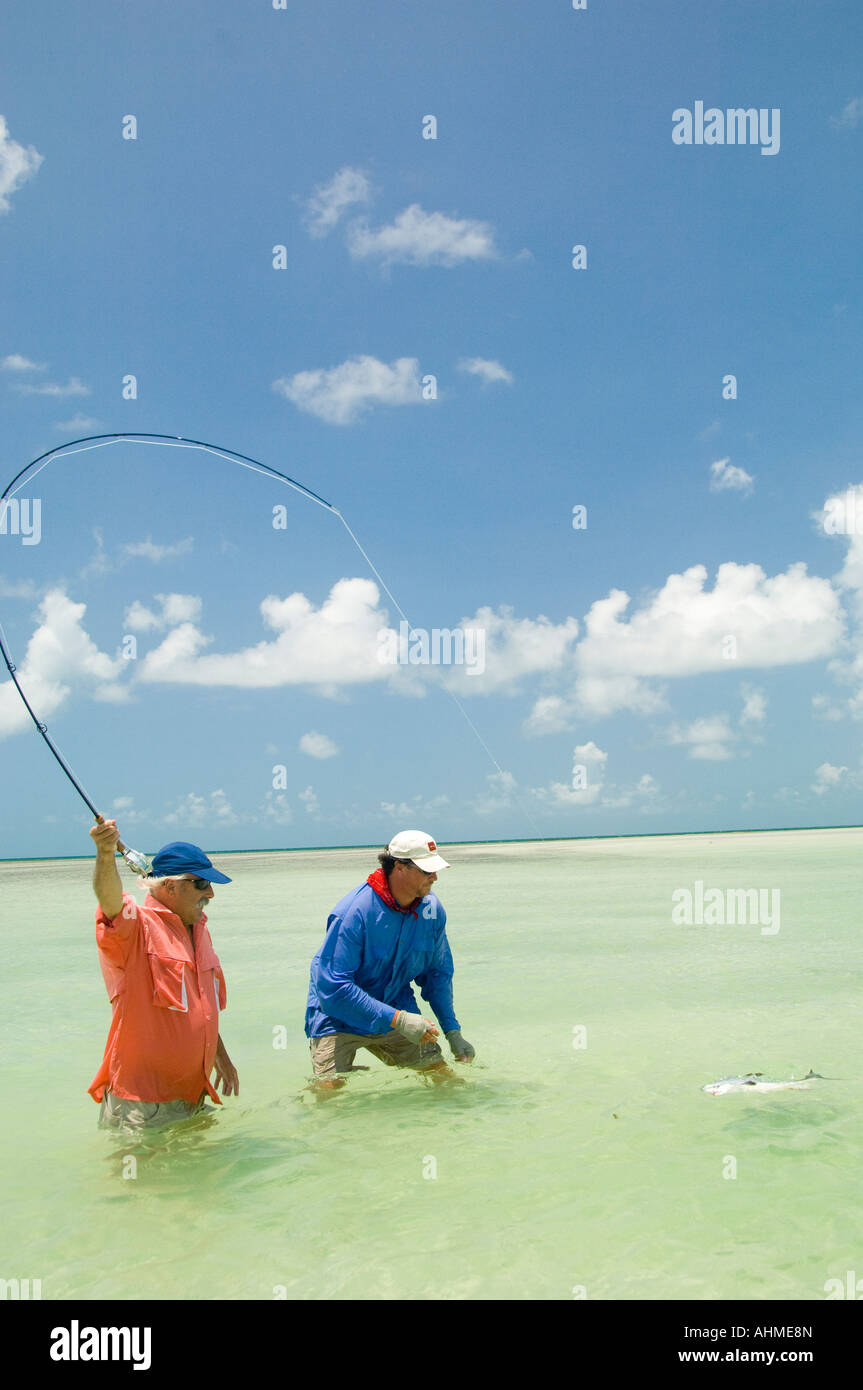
<box><xmin>149</xmin><ymin>841</ymin><xmax>232</xmax><ymax>884</ymax></box>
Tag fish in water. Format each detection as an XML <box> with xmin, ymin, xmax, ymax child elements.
<box><xmin>702</xmin><ymin>1069</ymin><xmax>826</xmax><ymax>1096</ymax></box>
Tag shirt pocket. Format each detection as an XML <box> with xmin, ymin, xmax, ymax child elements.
<box><xmin>195</xmin><ymin>939</ymin><xmax>226</xmax><ymax>1013</ymax></box>
<box><xmin>211</xmin><ymin>966</ymin><xmax>226</xmax><ymax>1013</ymax></box>
<box><xmin>147</xmin><ymin>951</ymin><xmax>189</xmax><ymax>1012</ymax></box>
<box><xmin>404</xmin><ymin>931</ymin><xmax>438</xmax><ymax>982</ymax></box>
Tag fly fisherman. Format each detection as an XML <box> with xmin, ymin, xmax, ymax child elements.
<box><xmin>305</xmin><ymin>830</ymin><xmax>475</xmax><ymax>1093</ymax></box>
<box><xmin>87</xmin><ymin>820</ymin><xmax>240</xmax><ymax>1130</ymax></box>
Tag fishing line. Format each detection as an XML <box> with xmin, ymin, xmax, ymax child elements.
<box><xmin>1</xmin><ymin>432</ymin><xmax>544</xmax><ymax>861</ymax></box>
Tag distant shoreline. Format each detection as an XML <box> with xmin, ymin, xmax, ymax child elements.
<box><xmin>2</xmin><ymin>822</ymin><xmax>861</xmax><ymax>865</ymax></box>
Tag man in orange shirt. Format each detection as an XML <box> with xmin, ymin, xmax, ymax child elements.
<box><xmin>88</xmin><ymin>819</ymin><xmax>239</xmax><ymax>1131</ymax></box>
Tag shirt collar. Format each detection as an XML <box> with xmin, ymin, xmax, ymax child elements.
<box><xmin>366</xmin><ymin>868</ymin><xmax>419</xmax><ymax>918</ymax></box>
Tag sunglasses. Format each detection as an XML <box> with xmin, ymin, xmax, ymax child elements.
<box><xmin>180</xmin><ymin>876</ymin><xmax>212</xmax><ymax>891</ymax></box>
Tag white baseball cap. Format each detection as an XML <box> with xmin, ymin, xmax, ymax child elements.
<box><xmin>388</xmin><ymin>830</ymin><xmax>450</xmax><ymax>872</ymax></box>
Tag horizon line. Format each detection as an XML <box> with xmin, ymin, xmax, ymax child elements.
<box><xmin>2</xmin><ymin>821</ymin><xmax>861</xmax><ymax>865</ymax></box>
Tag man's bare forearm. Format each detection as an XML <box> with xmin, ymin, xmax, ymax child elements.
<box><xmin>93</xmin><ymin>852</ymin><xmax>123</xmax><ymax>918</ymax></box>
<box><xmin>91</xmin><ymin>819</ymin><xmax>124</xmax><ymax>918</ymax></box>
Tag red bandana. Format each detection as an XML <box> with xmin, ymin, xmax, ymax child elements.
<box><xmin>367</xmin><ymin>868</ymin><xmax>419</xmax><ymax>917</ymax></box>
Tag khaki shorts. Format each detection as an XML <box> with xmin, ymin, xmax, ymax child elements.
<box><xmin>98</xmin><ymin>1089</ymin><xmax>211</xmax><ymax>1131</ymax></box>
<box><xmin>309</xmin><ymin>1029</ymin><xmax>445</xmax><ymax>1080</ymax></box>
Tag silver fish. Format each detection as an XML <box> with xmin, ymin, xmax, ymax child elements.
<box><xmin>702</xmin><ymin>1069</ymin><xmax>825</xmax><ymax>1096</ymax></box>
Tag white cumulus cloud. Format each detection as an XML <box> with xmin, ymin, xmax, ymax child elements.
<box><xmin>299</xmin><ymin>731</ymin><xmax>339</xmax><ymax>759</ymax></box>
<box><xmin>0</xmin><ymin>115</ymin><xmax>43</xmax><ymax>214</ymax></box>
<box><xmin>814</xmin><ymin>483</ymin><xmax>863</xmax><ymax>716</ymax></box>
<box><xmin>347</xmin><ymin>204</ymin><xmax>497</xmax><ymax>266</ymax></box>
<box><xmin>274</xmin><ymin>354</ymin><xmax>422</xmax><ymax>425</ymax></box>
<box><xmin>442</xmin><ymin>606</ymin><xmax>580</xmax><ymax>695</ymax></box>
<box><xmin>0</xmin><ymin>589</ymin><xmax>126</xmax><ymax>737</ymax></box>
<box><xmin>573</xmin><ymin>561</ymin><xmax>843</xmax><ymax>717</ymax></box>
<box><xmin>523</xmin><ymin>694</ymin><xmax>574</xmax><ymax>737</ymax></box>
<box><xmin>137</xmin><ymin>578</ymin><xmax>391</xmax><ymax>690</ymax></box>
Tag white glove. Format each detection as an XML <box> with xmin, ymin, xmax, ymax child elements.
<box><xmin>393</xmin><ymin>1011</ymin><xmax>438</xmax><ymax>1044</ymax></box>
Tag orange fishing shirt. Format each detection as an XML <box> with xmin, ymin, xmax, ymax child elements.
<box><xmin>88</xmin><ymin>892</ymin><xmax>227</xmax><ymax>1105</ymax></box>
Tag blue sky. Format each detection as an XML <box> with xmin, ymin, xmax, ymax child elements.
<box><xmin>1</xmin><ymin>0</ymin><xmax>863</xmax><ymax>858</ymax></box>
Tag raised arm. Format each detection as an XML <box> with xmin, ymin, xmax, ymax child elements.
<box><xmin>90</xmin><ymin>818</ymin><xmax>124</xmax><ymax>919</ymax></box>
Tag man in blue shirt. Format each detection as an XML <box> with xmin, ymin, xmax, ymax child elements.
<box><xmin>305</xmin><ymin>830</ymin><xmax>475</xmax><ymax>1093</ymax></box>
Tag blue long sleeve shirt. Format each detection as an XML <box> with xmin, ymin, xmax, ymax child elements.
<box><xmin>305</xmin><ymin>881</ymin><xmax>460</xmax><ymax>1038</ymax></box>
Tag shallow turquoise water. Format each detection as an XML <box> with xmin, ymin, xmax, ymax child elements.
<box><xmin>1</xmin><ymin>830</ymin><xmax>860</xmax><ymax>1300</ymax></box>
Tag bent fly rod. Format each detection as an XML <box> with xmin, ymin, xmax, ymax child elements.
<box><xmin>1</xmin><ymin>432</ymin><xmax>541</xmax><ymax>868</ymax></box>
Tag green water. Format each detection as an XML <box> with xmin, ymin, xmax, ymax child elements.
<box><xmin>1</xmin><ymin>830</ymin><xmax>860</xmax><ymax>1300</ymax></box>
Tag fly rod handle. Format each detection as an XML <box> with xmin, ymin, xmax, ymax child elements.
<box><xmin>94</xmin><ymin>811</ymin><xmax>129</xmax><ymax>856</ymax></box>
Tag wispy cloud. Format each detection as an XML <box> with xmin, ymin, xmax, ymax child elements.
<box><xmin>54</xmin><ymin>413</ymin><xmax>99</xmax><ymax>432</ymax></box>
<box><xmin>380</xmin><ymin>793</ymin><xmax>450</xmax><ymax>822</ymax></box>
<box><xmin>304</xmin><ymin>166</ymin><xmax>371</xmax><ymax>236</ymax></box>
<box><xmin>831</xmin><ymin>97</ymin><xmax>863</xmax><ymax>130</ymax></box>
<box><xmin>0</xmin><ymin>575</ymin><xmax>38</xmax><ymax>599</ymax></box>
<box><xmin>709</xmin><ymin>457</ymin><xmax>754</xmax><ymax>494</ymax></box>
<box><xmin>811</xmin><ymin>761</ymin><xmax>848</xmax><ymax>795</ymax></box>
<box><xmin>0</xmin><ymin>115</ymin><xmax>43</xmax><ymax>214</ymax></box>
<box><xmin>473</xmin><ymin>769</ymin><xmax>517</xmax><ymax>815</ymax></box>
<box><xmin>274</xmin><ymin>354</ymin><xmax>422</xmax><ymax>425</ymax></box>
<box><xmin>598</xmin><ymin>773</ymin><xmax>663</xmax><ymax>813</ymax></box>
<box><xmin>163</xmin><ymin>789</ymin><xmax>237</xmax><ymax>828</ymax></box>
<box><xmin>123</xmin><ymin>593</ymin><xmax>203</xmax><ymax>632</ymax></box>
<box><xmin>1</xmin><ymin>353</ymin><xmax>46</xmax><ymax>372</ymax></box>
<box><xmin>122</xmin><ymin>538</ymin><xmax>194</xmax><ymax>563</ymax></box>
<box><xmin>533</xmin><ymin>741</ymin><xmax>607</xmax><ymax>805</ymax></box>
<box><xmin>299</xmin><ymin>785</ymin><xmax>321</xmax><ymax>817</ymax></box>
<box><xmin>739</xmin><ymin>684</ymin><xmax>767</xmax><ymax>726</ymax></box>
<box><xmin>458</xmin><ymin>357</ymin><xmax>513</xmax><ymax>386</ymax></box>
<box><xmin>666</xmin><ymin>714</ymin><xmax>736</xmax><ymax>761</ymax></box>
<box><xmin>13</xmin><ymin>376</ymin><xmax>91</xmax><ymax>398</ymax></box>
<box><xmin>698</xmin><ymin>419</ymin><xmax>721</xmax><ymax>442</ymax></box>
<box><xmin>109</xmin><ymin>795</ymin><xmax>147</xmax><ymax>824</ymax></box>
<box><xmin>260</xmin><ymin>790</ymin><xmax>293</xmax><ymax>825</ymax></box>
